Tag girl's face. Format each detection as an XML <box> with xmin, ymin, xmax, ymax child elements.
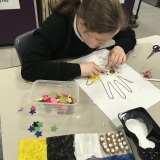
<box><xmin>77</xmin><ymin>18</ymin><xmax>119</xmax><ymax>48</ymax></box>
<box><xmin>81</xmin><ymin>31</ymin><xmax>116</xmax><ymax>48</ymax></box>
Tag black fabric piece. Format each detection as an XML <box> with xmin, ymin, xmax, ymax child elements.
<box><xmin>21</xmin><ymin>12</ymin><xmax>136</xmax><ymax>82</ymax></box>
<box><xmin>46</xmin><ymin>135</ymin><xmax>76</xmax><ymax>160</ymax></box>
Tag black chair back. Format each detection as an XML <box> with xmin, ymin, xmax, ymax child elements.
<box><xmin>14</xmin><ymin>30</ymin><xmax>35</xmax><ymax>64</ymax></box>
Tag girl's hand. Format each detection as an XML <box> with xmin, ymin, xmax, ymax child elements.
<box><xmin>80</xmin><ymin>62</ymin><xmax>105</xmax><ymax>77</ymax></box>
<box><xmin>107</xmin><ymin>46</ymin><xmax>126</xmax><ymax>68</ymax></box>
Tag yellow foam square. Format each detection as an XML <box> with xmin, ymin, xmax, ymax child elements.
<box><xmin>18</xmin><ymin>138</ymin><xmax>47</xmax><ymax>160</ymax></box>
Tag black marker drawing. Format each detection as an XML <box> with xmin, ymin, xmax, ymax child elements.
<box><xmin>86</xmin><ymin>75</ymin><xmax>133</xmax><ymax>99</ymax></box>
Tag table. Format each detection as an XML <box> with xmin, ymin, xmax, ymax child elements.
<box><xmin>0</xmin><ymin>35</ymin><xmax>160</xmax><ymax>160</ymax></box>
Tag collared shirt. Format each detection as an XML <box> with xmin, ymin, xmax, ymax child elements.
<box><xmin>73</xmin><ymin>15</ymin><xmax>84</xmax><ymax>42</ymax></box>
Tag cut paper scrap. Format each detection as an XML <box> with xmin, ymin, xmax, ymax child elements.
<box><xmin>18</xmin><ymin>138</ymin><xmax>47</xmax><ymax>160</ymax></box>
<box><xmin>70</xmin><ymin>49</ymin><xmax>160</xmax><ymax>127</ymax></box>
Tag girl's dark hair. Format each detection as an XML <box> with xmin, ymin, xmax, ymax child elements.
<box><xmin>49</xmin><ymin>0</ymin><xmax>80</xmax><ymax>15</ymax></box>
<box><xmin>50</xmin><ymin>0</ymin><xmax>126</xmax><ymax>33</ymax></box>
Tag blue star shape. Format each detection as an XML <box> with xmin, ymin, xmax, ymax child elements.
<box><xmin>29</xmin><ymin>109</ymin><xmax>36</xmax><ymax>115</ymax></box>
<box><xmin>35</xmin><ymin>131</ymin><xmax>42</xmax><ymax>138</ymax></box>
<box><xmin>28</xmin><ymin>126</ymin><xmax>35</xmax><ymax>132</ymax></box>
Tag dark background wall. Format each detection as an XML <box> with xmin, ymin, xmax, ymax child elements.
<box><xmin>0</xmin><ymin>0</ymin><xmax>37</xmax><ymax>46</ymax></box>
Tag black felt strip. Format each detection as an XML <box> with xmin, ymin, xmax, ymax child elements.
<box><xmin>46</xmin><ymin>135</ymin><xmax>76</xmax><ymax>160</ymax></box>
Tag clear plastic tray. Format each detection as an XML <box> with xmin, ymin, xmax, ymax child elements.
<box><xmin>29</xmin><ymin>80</ymin><xmax>79</xmax><ymax>115</ymax></box>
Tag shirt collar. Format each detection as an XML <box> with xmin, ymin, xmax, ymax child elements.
<box><xmin>73</xmin><ymin>15</ymin><xmax>84</xmax><ymax>42</ymax></box>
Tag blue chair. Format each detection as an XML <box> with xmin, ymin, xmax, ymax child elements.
<box><xmin>14</xmin><ymin>30</ymin><xmax>35</xmax><ymax>65</ymax></box>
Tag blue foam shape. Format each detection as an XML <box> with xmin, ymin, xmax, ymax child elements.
<box><xmin>103</xmin><ymin>153</ymin><xmax>135</xmax><ymax>160</ymax></box>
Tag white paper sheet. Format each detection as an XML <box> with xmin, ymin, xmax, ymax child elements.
<box><xmin>0</xmin><ymin>0</ymin><xmax>20</xmax><ymax>10</ymax></box>
<box><xmin>70</xmin><ymin>49</ymin><xmax>160</xmax><ymax>126</ymax></box>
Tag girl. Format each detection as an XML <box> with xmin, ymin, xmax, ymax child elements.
<box><xmin>21</xmin><ymin>0</ymin><xmax>136</xmax><ymax>82</ymax></box>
